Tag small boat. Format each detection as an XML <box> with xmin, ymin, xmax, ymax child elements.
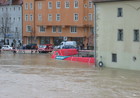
<box><xmin>55</xmin><ymin>56</ymin><xmax>70</xmax><ymax>60</ymax></box>
<box><xmin>52</xmin><ymin>49</ymin><xmax>95</xmax><ymax>64</ymax></box>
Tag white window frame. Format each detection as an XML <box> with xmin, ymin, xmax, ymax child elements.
<box><xmin>26</xmin><ymin>25</ymin><xmax>32</xmax><ymax>32</ymax></box>
<box><xmin>88</xmin><ymin>1</ymin><xmax>92</xmax><ymax>8</ymax></box>
<box><xmin>65</xmin><ymin>1</ymin><xmax>70</xmax><ymax>8</ymax></box>
<box><xmin>25</xmin><ymin>3</ymin><xmax>28</xmax><ymax>9</ymax></box>
<box><xmin>58</xmin><ymin>26</ymin><xmax>62</xmax><ymax>33</ymax></box>
<box><xmin>56</xmin><ymin>14</ymin><xmax>60</xmax><ymax>21</ymax></box>
<box><xmin>48</xmin><ymin>14</ymin><xmax>52</xmax><ymax>21</ymax></box>
<box><xmin>39</xmin><ymin>26</ymin><xmax>46</xmax><ymax>32</ymax></box>
<box><xmin>38</xmin><ymin>2</ymin><xmax>42</xmax><ymax>9</ymax></box>
<box><xmin>74</xmin><ymin>13</ymin><xmax>78</xmax><ymax>21</ymax></box>
<box><xmin>25</xmin><ymin>14</ymin><xmax>28</xmax><ymax>21</ymax></box>
<box><xmin>88</xmin><ymin>13</ymin><xmax>92</xmax><ymax>21</ymax></box>
<box><xmin>52</xmin><ymin>26</ymin><xmax>56</xmax><ymax>33</ymax></box>
<box><xmin>15</xmin><ymin>27</ymin><xmax>18</xmax><ymax>32</ymax></box>
<box><xmin>38</xmin><ymin>14</ymin><xmax>42</xmax><ymax>21</ymax></box>
<box><xmin>30</xmin><ymin>14</ymin><xmax>33</xmax><ymax>21</ymax></box>
<box><xmin>30</xmin><ymin>3</ymin><xmax>33</xmax><ymax>9</ymax></box>
<box><xmin>56</xmin><ymin>1</ymin><xmax>61</xmax><ymax>9</ymax></box>
<box><xmin>70</xmin><ymin>26</ymin><xmax>77</xmax><ymax>33</ymax></box>
<box><xmin>18</xmin><ymin>17</ymin><xmax>20</xmax><ymax>21</ymax></box>
<box><xmin>74</xmin><ymin>0</ymin><xmax>78</xmax><ymax>8</ymax></box>
<box><xmin>48</xmin><ymin>2</ymin><xmax>52</xmax><ymax>9</ymax></box>
<box><xmin>19</xmin><ymin>7</ymin><xmax>21</xmax><ymax>10</ymax></box>
<box><xmin>2</xmin><ymin>8</ymin><xmax>4</xmax><ymax>12</ymax></box>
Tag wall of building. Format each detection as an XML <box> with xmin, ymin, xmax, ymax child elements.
<box><xmin>0</xmin><ymin>5</ymin><xmax>22</xmax><ymax>46</ymax></box>
<box><xmin>23</xmin><ymin>0</ymin><xmax>94</xmax><ymax>47</ymax></box>
<box><xmin>95</xmin><ymin>1</ymin><xmax>140</xmax><ymax>70</ymax></box>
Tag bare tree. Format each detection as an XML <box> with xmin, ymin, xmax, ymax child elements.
<box><xmin>0</xmin><ymin>12</ymin><xmax>12</xmax><ymax>45</ymax></box>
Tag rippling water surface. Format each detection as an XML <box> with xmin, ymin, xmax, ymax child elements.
<box><xmin>0</xmin><ymin>53</ymin><xmax>140</xmax><ymax>98</ymax></box>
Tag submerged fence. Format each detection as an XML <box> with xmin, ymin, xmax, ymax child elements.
<box><xmin>0</xmin><ymin>49</ymin><xmax>94</xmax><ymax>57</ymax></box>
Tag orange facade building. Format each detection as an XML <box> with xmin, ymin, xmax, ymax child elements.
<box><xmin>23</xmin><ymin>0</ymin><xmax>94</xmax><ymax>47</ymax></box>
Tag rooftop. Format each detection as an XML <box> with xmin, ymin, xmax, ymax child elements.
<box><xmin>0</xmin><ymin>0</ymin><xmax>23</xmax><ymax>5</ymax></box>
<box><xmin>93</xmin><ymin>0</ymin><xmax>140</xmax><ymax>3</ymax></box>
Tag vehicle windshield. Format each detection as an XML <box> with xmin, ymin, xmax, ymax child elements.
<box><xmin>3</xmin><ymin>45</ymin><xmax>8</xmax><ymax>47</ymax></box>
<box><xmin>60</xmin><ymin>43</ymin><xmax>63</xmax><ymax>45</ymax></box>
<box><xmin>39</xmin><ymin>45</ymin><xmax>46</xmax><ymax>48</ymax></box>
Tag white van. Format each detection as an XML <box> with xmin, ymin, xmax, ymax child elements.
<box><xmin>56</xmin><ymin>41</ymin><xmax>77</xmax><ymax>49</ymax></box>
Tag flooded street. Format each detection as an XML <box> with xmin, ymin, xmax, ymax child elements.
<box><xmin>0</xmin><ymin>52</ymin><xmax>140</xmax><ymax>98</ymax></box>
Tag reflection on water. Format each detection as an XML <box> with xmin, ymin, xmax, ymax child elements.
<box><xmin>0</xmin><ymin>53</ymin><xmax>140</xmax><ymax>98</ymax></box>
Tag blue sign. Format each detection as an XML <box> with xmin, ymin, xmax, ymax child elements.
<box><xmin>5</xmin><ymin>33</ymin><xmax>13</xmax><ymax>37</ymax></box>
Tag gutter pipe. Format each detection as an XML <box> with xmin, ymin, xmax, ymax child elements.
<box><xmin>93</xmin><ymin>2</ymin><xmax>97</xmax><ymax>66</ymax></box>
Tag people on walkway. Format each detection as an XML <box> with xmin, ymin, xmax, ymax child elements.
<box><xmin>13</xmin><ymin>46</ymin><xmax>16</xmax><ymax>54</ymax></box>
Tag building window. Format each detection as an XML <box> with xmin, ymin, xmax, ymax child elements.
<box><xmin>1</xmin><ymin>17</ymin><xmax>3</xmax><ymax>22</ymax></box>
<box><xmin>117</xmin><ymin>29</ymin><xmax>123</xmax><ymax>41</ymax></box>
<box><xmin>48</xmin><ymin>2</ymin><xmax>52</xmax><ymax>9</ymax></box>
<box><xmin>18</xmin><ymin>17</ymin><xmax>20</xmax><ymax>21</ymax></box>
<box><xmin>30</xmin><ymin>3</ymin><xmax>33</xmax><ymax>9</ymax></box>
<box><xmin>74</xmin><ymin>0</ymin><xmax>78</xmax><ymax>8</ymax></box>
<box><xmin>58</xmin><ymin>26</ymin><xmax>62</xmax><ymax>33</ymax></box>
<box><xmin>26</xmin><ymin>25</ymin><xmax>32</xmax><ymax>32</ymax></box>
<box><xmin>25</xmin><ymin>14</ymin><xmax>28</xmax><ymax>21</ymax></box>
<box><xmin>48</xmin><ymin>14</ymin><xmax>52</xmax><ymax>21</ymax></box>
<box><xmin>134</xmin><ymin>30</ymin><xmax>139</xmax><ymax>42</ymax></box>
<box><xmin>39</xmin><ymin>26</ymin><xmax>45</xmax><ymax>32</ymax></box>
<box><xmin>88</xmin><ymin>1</ymin><xmax>92</xmax><ymax>8</ymax></box>
<box><xmin>52</xmin><ymin>26</ymin><xmax>56</xmax><ymax>33</ymax></box>
<box><xmin>15</xmin><ymin>27</ymin><xmax>18</xmax><ymax>32</ymax></box>
<box><xmin>19</xmin><ymin>7</ymin><xmax>21</xmax><ymax>10</ymax></box>
<box><xmin>7</xmin><ymin>27</ymin><xmax>10</xmax><ymax>32</ymax></box>
<box><xmin>90</xmin><ymin>27</ymin><xmax>94</xmax><ymax>33</ymax></box>
<box><xmin>38</xmin><ymin>14</ymin><xmax>42</xmax><ymax>21</ymax></box>
<box><xmin>74</xmin><ymin>13</ymin><xmax>78</xmax><ymax>21</ymax></box>
<box><xmin>30</xmin><ymin>14</ymin><xmax>33</xmax><ymax>21</ymax></box>
<box><xmin>9</xmin><ymin>17</ymin><xmax>11</xmax><ymax>21</ymax></box>
<box><xmin>25</xmin><ymin>3</ymin><xmax>28</xmax><ymax>9</ymax></box>
<box><xmin>88</xmin><ymin>13</ymin><xmax>92</xmax><ymax>21</ymax></box>
<box><xmin>118</xmin><ymin>8</ymin><xmax>123</xmax><ymax>17</ymax></box>
<box><xmin>70</xmin><ymin>26</ymin><xmax>77</xmax><ymax>33</ymax></box>
<box><xmin>38</xmin><ymin>2</ymin><xmax>42</xmax><ymax>9</ymax></box>
<box><xmin>112</xmin><ymin>53</ymin><xmax>117</xmax><ymax>62</ymax></box>
<box><xmin>56</xmin><ymin>14</ymin><xmax>60</xmax><ymax>21</ymax></box>
<box><xmin>56</xmin><ymin>1</ymin><xmax>61</xmax><ymax>9</ymax></box>
<box><xmin>65</xmin><ymin>1</ymin><xmax>70</xmax><ymax>8</ymax></box>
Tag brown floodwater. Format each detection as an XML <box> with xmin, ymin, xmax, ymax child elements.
<box><xmin>0</xmin><ymin>52</ymin><xmax>140</xmax><ymax>98</ymax></box>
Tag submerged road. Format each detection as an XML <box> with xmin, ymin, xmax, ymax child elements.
<box><xmin>0</xmin><ymin>53</ymin><xmax>140</xmax><ymax>98</ymax></box>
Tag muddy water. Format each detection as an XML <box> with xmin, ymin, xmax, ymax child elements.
<box><xmin>0</xmin><ymin>53</ymin><xmax>140</xmax><ymax>98</ymax></box>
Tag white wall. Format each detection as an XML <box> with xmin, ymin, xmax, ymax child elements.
<box><xmin>0</xmin><ymin>5</ymin><xmax>22</xmax><ymax>46</ymax></box>
<box><xmin>95</xmin><ymin>1</ymin><xmax>140</xmax><ymax>70</ymax></box>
